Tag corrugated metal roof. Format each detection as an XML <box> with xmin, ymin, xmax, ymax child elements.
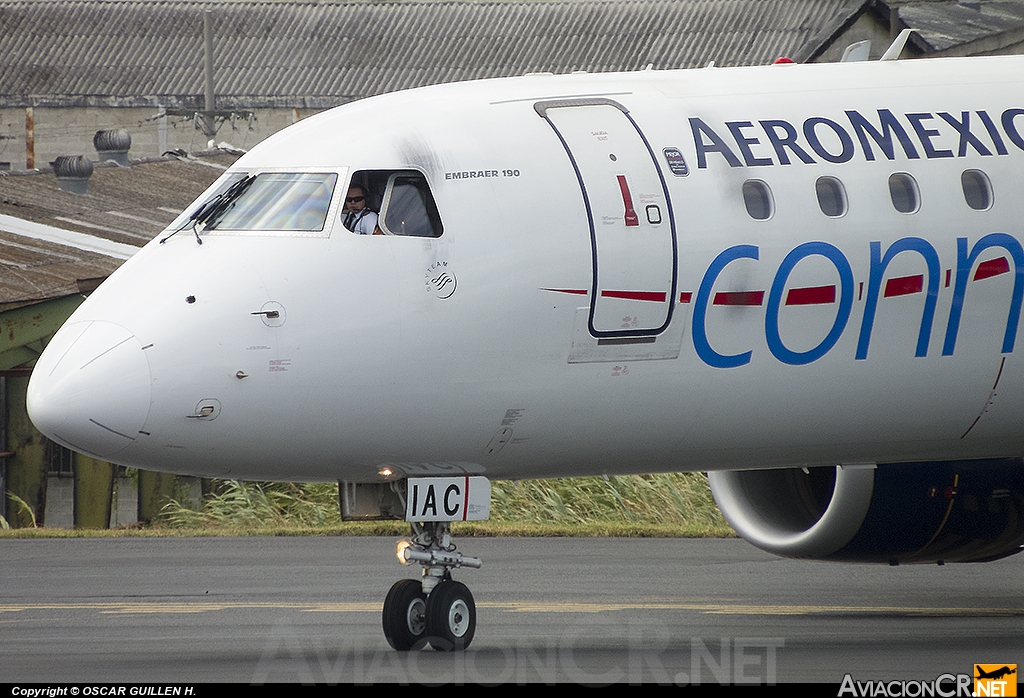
<box><xmin>898</xmin><ymin>1</ymin><xmax>1024</xmax><ymax>52</ymax></box>
<box><xmin>798</xmin><ymin>1</ymin><xmax>1024</xmax><ymax>61</ymax></box>
<box><xmin>0</xmin><ymin>228</ymin><xmax>121</xmax><ymax>306</ymax></box>
<box><xmin>0</xmin><ymin>0</ymin><xmax>853</xmax><ymax>109</ymax></box>
<box><xmin>0</xmin><ymin>152</ymin><xmax>238</xmax><ymax>305</ymax></box>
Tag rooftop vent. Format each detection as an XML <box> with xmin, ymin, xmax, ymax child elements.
<box><xmin>93</xmin><ymin>129</ymin><xmax>132</xmax><ymax>166</ymax></box>
<box><xmin>52</xmin><ymin>155</ymin><xmax>94</xmax><ymax>194</ymax></box>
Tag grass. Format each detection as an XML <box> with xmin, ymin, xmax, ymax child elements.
<box><xmin>0</xmin><ymin>492</ymin><xmax>38</xmax><ymax>530</ymax></box>
<box><xmin>0</xmin><ymin>473</ymin><xmax>734</xmax><ymax>538</ymax></box>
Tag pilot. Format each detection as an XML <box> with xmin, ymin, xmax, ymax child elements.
<box><xmin>342</xmin><ymin>185</ymin><xmax>380</xmax><ymax>235</ymax></box>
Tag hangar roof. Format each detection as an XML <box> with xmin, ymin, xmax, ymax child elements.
<box><xmin>798</xmin><ymin>0</ymin><xmax>1024</xmax><ymax>62</ymax></box>
<box><xmin>0</xmin><ymin>0</ymin><xmax>854</xmax><ymax>109</ymax></box>
<box><xmin>0</xmin><ymin>152</ymin><xmax>237</xmax><ymax>307</ymax></box>
<box><xmin>899</xmin><ymin>0</ymin><xmax>1024</xmax><ymax>53</ymax></box>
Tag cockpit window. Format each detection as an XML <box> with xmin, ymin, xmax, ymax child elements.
<box><xmin>380</xmin><ymin>173</ymin><xmax>443</xmax><ymax>237</ymax></box>
<box><xmin>166</xmin><ymin>170</ymin><xmax>341</xmax><ymax>240</ymax></box>
<box><xmin>345</xmin><ymin>169</ymin><xmax>443</xmax><ymax>237</ymax></box>
<box><xmin>168</xmin><ymin>170</ymin><xmax>249</xmax><ymax>231</ymax></box>
<box><xmin>204</xmin><ymin>172</ymin><xmax>338</xmax><ymax>232</ymax></box>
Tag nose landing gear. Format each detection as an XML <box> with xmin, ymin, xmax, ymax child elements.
<box><xmin>384</xmin><ymin>520</ymin><xmax>481</xmax><ymax>651</ymax></box>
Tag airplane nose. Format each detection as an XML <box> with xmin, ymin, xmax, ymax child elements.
<box><xmin>27</xmin><ymin>321</ymin><xmax>152</xmax><ymax>460</ymax></box>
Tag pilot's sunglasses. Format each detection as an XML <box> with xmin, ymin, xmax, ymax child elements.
<box><xmin>346</xmin><ymin>196</ymin><xmax>365</xmax><ymax>203</ymax></box>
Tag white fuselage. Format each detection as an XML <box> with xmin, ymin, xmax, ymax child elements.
<box><xmin>26</xmin><ymin>57</ymin><xmax>1024</xmax><ymax>482</ymax></box>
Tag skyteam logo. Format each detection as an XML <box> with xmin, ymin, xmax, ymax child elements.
<box><xmin>425</xmin><ymin>260</ymin><xmax>457</xmax><ymax>299</ymax></box>
<box><xmin>974</xmin><ymin>664</ymin><xmax>1017</xmax><ymax>697</ymax></box>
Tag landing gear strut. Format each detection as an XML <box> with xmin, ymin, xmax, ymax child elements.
<box><xmin>383</xmin><ymin>520</ymin><xmax>481</xmax><ymax>651</ymax></box>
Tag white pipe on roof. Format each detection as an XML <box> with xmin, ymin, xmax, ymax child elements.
<box><xmin>0</xmin><ymin>214</ymin><xmax>140</xmax><ymax>261</ymax></box>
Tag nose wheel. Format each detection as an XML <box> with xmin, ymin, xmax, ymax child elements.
<box><xmin>424</xmin><ymin>579</ymin><xmax>476</xmax><ymax>650</ymax></box>
<box><xmin>384</xmin><ymin>520</ymin><xmax>481</xmax><ymax>651</ymax></box>
<box><xmin>382</xmin><ymin>579</ymin><xmax>427</xmax><ymax>651</ymax></box>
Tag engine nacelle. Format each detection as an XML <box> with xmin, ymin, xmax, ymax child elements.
<box><xmin>708</xmin><ymin>458</ymin><xmax>1024</xmax><ymax>564</ymax></box>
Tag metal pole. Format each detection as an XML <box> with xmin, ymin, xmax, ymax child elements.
<box><xmin>204</xmin><ymin>11</ymin><xmax>215</xmax><ymax>113</ymax></box>
<box><xmin>203</xmin><ymin>11</ymin><xmax>217</xmax><ymax>139</ymax></box>
<box><xmin>25</xmin><ymin>107</ymin><xmax>34</xmax><ymax>170</ymax></box>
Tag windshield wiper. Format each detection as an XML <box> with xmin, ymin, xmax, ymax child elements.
<box><xmin>160</xmin><ymin>174</ymin><xmax>256</xmax><ymax>245</ymax></box>
<box><xmin>195</xmin><ymin>175</ymin><xmax>256</xmax><ymax>229</ymax></box>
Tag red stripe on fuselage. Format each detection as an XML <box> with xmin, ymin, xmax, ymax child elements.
<box><xmin>883</xmin><ymin>275</ymin><xmax>924</xmax><ymax>297</ymax></box>
<box><xmin>713</xmin><ymin>291</ymin><xmax>764</xmax><ymax>306</ymax></box>
<box><xmin>786</xmin><ymin>285</ymin><xmax>836</xmax><ymax>305</ymax></box>
<box><xmin>601</xmin><ymin>290</ymin><xmax>667</xmax><ymax>302</ymax></box>
<box><xmin>974</xmin><ymin>257</ymin><xmax>1010</xmax><ymax>281</ymax></box>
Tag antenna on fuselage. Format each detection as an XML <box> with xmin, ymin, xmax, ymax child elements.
<box><xmin>880</xmin><ymin>29</ymin><xmax>914</xmax><ymax>61</ymax></box>
<box><xmin>841</xmin><ymin>40</ymin><xmax>871</xmax><ymax>62</ymax></box>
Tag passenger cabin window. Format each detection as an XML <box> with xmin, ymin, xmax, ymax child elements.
<box><xmin>345</xmin><ymin>169</ymin><xmax>443</xmax><ymax>237</ymax></box>
<box><xmin>961</xmin><ymin>169</ymin><xmax>993</xmax><ymax>211</ymax></box>
<box><xmin>815</xmin><ymin>176</ymin><xmax>847</xmax><ymax>218</ymax></box>
<box><xmin>742</xmin><ymin>180</ymin><xmax>773</xmax><ymax>220</ymax></box>
<box><xmin>174</xmin><ymin>171</ymin><xmax>339</xmax><ymax>237</ymax></box>
<box><xmin>888</xmin><ymin>173</ymin><xmax>920</xmax><ymax>214</ymax></box>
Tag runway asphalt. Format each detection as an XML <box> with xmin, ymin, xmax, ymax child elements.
<box><xmin>0</xmin><ymin>536</ymin><xmax>1020</xmax><ymax>685</ymax></box>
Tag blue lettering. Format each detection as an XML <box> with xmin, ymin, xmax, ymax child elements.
<box><xmin>938</xmin><ymin>112</ymin><xmax>992</xmax><ymax>157</ymax></box>
<box><xmin>803</xmin><ymin>118</ymin><xmax>854</xmax><ymax>164</ymax></box>
<box><xmin>726</xmin><ymin>121</ymin><xmax>773</xmax><ymax>166</ymax></box>
<box><xmin>1000</xmin><ymin>109</ymin><xmax>1024</xmax><ymax>151</ymax></box>
<box><xmin>759</xmin><ymin>120</ymin><xmax>815</xmax><ymax>165</ymax></box>
<box><xmin>765</xmin><ymin>242</ymin><xmax>854</xmax><ymax>365</ymax></box>
<box><xmin>906</xmin><ymin>113</ymin><xmax>954</xmax><ymax>159</ymax></box>
<box><xmin>693</xmin><ymin>245</ymin><xmax>759</xmax><ymax>368</ymax></box>
<box><xmin>977</xmin><ymin>110</ymin><xmax>1008</xmax><ymax>155</ymax></box>
<box><xmin>690</xmin><ymin>117</ymin><xmax>742</xmax><ymax>168</ymax></box>
<box><xmin>943</xmin><ymin>234</ymin><xmax>1024</xmax><ymax>356</ymax></box>
<box><xmin>693</xmin><ymin>108</ymin><xmax>1024</xmax><ymax>168</ymax></box>
<box><xmin>845</xmin><ymin>109</ymin><xmax>920</xmax><ymax>161</ymax></box>
<box><xmin>856</xmin><ymin>238</ymin><xmax>941</xmax><ymax>360</ymax></box>
<box><xmin>687</xmin><ymin>234</ymin><xmax>1024</xmax><ymax>369</ymax></box>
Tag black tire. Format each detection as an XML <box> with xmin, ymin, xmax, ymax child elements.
<box><xmin>424</xmin><ymin>580</ymin><xmax>476</xmax><ymax>651</ymax></box>
<box><xmin>382</xmin><ymin>579</ymin><xmax>427</xmax><ymax>651</ymax></box>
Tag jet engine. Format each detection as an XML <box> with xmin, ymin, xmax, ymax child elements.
<box><xmin>707</xmin><ymin>458</ymin><xmax>1024</xmax><ymax>564</ymax></box>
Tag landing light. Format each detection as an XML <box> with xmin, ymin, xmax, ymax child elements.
<box><xmin>379</xmin><ymin>467</ymin><xmax>394</xmax><ymax>478</ymax></box>
<box><xmin>396</xmin><ymin>539</ymin><xmax>413</xmax><ymax>565</ymax></box>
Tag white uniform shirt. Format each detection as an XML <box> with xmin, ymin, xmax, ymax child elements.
<box><xmin>344</xmin><ymin>209</ymin><xmax>378</xmax><ymax>235</ymax></box>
